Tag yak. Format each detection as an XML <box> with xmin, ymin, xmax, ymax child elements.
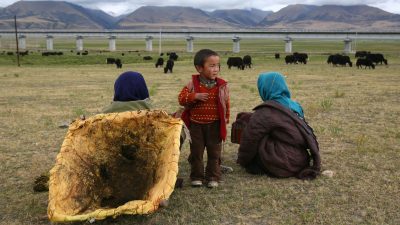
<box><xmin>293</xmin><ymin>52</ymin><xmax>308</xmax><ymax>64</ymax></box>
<box><xmin>285</xmin><ymin>55</ymin><xmax>296</xmax><ymax>64</ymax></box>
<box><xmin>227</xmin><ymin>57</ymin><xmax>244</xmax><ymax>70</ymax></box>
<box><xmin>106</xmin><ymin>58</ymin><xmax>116</xmax><ymax>64</ymax></box>
<box><xmin>164</xmin><ymin>59</ymin><xmax>174</xmax><ymax>73</ymax></box>
<box><xmin>327</xmin><ymin>54</ymin><xmax>352</xmax><ymax>67</ymax></box>
<box><xmin>356</xmin><ymin>58</ymin><xmax>375</xmax><ymax>69</ymax></box>
<box><xmin>143</xmin><ymin>56</ymin><xmax>153</xmax><ymax>60</ymax></box>
<box><xmin>355</xmin><ymin>51</ymin><xmax>370</xmax><ymax>58</ymax></box>
<box><xmin>366</xmin><ymin>53</ymin><xmax>388</xmax><ymax>65</ymax></box>
<box><xmin>167</xmin><ymin>52</ymin><xmax>179</xmax><ymax>61</ymax></box>
<box><xmin>155</xmin><ymin>57</ymin><xmax>164</xmax><ymax>68</ymax></box>
<box><xmin>243</xmin><ymin>55</ymin><xmax>252</xmax><ymax>68</ymax></box>
<box><xmin>115</xmin><ymin>58</ymin><xmax>122</xmax><ymax>69</ymax></box>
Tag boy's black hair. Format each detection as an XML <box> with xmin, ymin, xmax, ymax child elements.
<box><xmin>194</xmin><ymin>49</ymin><xmax>219</xmax><ymax>67</ymax></box>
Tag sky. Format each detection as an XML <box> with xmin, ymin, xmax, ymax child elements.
<box><xmin>1</xmin><ymin>0</ymin><xmax>400</xmax><ymax>16</ymax></box>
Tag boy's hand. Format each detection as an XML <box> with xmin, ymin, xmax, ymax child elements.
<box><xmin>195</xmin><ymin>93</ymin><xmax>209</xmax><ymax>102</ymax></box>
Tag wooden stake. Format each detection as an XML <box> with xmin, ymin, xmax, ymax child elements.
<box><xmin>14</xmin><ymin>15</ymin><xmax>20</xmax><ymax>67</ymax></box>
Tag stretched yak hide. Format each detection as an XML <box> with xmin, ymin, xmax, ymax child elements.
<box><xmin>48</xmin><ymin>110</ymin><xmax>182</xmax><ymax>222</ymax></box>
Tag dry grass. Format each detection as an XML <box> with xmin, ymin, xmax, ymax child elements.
<box><xmin>0</xmin><ymin>46</ymin><xmax>399</xmax><ymax>225</ymax></box>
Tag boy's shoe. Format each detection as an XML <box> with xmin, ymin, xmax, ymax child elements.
<box><xmin>207</xmin><ymin>181</ymin><xmax>219</xmax><ymax>188</ymax></box>
<box><xmin>191</xmin><ymin>180</ymin><xmax>203</xmax><ymax>187</ymax></box>
<box><xmin>221</xmin><ymin>165</ymin><xmax>234</xmax><ymax>174</ymax></box>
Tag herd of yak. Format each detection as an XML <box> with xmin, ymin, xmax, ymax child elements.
<box><xmin>104</xmin><ymin>50</ymin><xmax>387</xmax><ymax>71</ymax></box>
<box><xmin>106</xmin><ymin>52</ymin><xmax>178</xmax><ymax>73</ymax></box>
<box><xmin>326</xmin><ymin>51</ymin><xmax>387</xmax><ymax>69</ymax></box>
<box><xmin>283</xmin><ymin>51</ymin><xmax>387</xmax><ymax>69</ymax></box>
<box><xmin>2</xmin><ymin>49</ymin><xmax>388</xmax><ymax>71</ymax></box>
<box><xmin>222</xmin><ymin>51</ymin><xmax>387</xmax><ymax>70</ymax></box>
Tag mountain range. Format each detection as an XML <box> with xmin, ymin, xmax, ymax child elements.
<box><xmin>0</xmin><ymin>1</ymin><xmax>399</xmax><ymax>31</ymax></box>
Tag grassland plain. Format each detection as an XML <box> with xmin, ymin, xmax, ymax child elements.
<box><xmin>0</xmin><ymin>39</ymin><xmax>399</xmax><ymax>225</ymax></box>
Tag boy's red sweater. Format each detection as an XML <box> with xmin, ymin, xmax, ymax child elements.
<box><xmin>178</xmin><ymin>74</ymin><xmax>230</xmax><ymax>140</ymax></box>
<box><xmin>180</xmin><ymin>84</ymin><xmax>219</xmax><ymax>123</ymax></box>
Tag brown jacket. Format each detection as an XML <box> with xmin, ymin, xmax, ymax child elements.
<box><xmin>237</xmin><ymin>101</ymin><xmax>321</xmax><ymax>179</ymax></box>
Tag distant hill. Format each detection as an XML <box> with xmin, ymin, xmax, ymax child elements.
<box><xmin>210</xmin><ymin>8</ymin><xmax>272</xmax><ymax>26</ymax></box>
<box><xmin>0</xmin><ymin>2</ymin><xmax>399</xmax><ymax>31</ymax></box>
<box><xmin>259</xmin><ymin>4</ymin><xmax>400</xmax><ymax>30</ymax></box>
<box><xmin>116</xmin><ymin>6</ymin><xmax>235</xmax><ymax>29</ymax></box>
<box><xmin>0</xmin><ymin>1</ymin><xmax>115</xmax><ymax>29</ymax></box>
<box><xmin>68</xmin><ymin>3</ymin><xmax>117</xmax><ymax>29</ymax></box>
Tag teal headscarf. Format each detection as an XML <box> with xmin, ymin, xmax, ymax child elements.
<box><xmin>257</xmin><ymin>72</ymin><xmax>304</xmax><ymax>118</ymax></box>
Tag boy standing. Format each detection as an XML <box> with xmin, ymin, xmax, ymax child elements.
<box><xmin>178</xmin><ymin>49</ymin><xmax>230</xmax><ymax>188</ymax></box>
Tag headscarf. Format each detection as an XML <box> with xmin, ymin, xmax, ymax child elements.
<box><xmin>113</xmin><ymin>71</ymin><xmax>149</xmax><ymax>101</ymax></box>
<box><xmin>257</xmin><ymin>72</ymin><xmax>304</xmax><ymax>118</ymax></box>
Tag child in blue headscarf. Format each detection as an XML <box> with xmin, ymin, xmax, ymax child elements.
<box><xmin>236</xmin><ymin>72</ymin><xmax>321</xmax><ymax>180</ymax></box>
<box><xmin>102</xmin><ymin>71</ymin><xmax>152</xmax><ymax>113</ymax></box>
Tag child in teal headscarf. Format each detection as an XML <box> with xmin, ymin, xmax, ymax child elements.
<box><xmin>257</xmin><ymin>72</ymin><xmax>304</xmax><ymax>118</ymax></box>
<box><xmin>236</xmin><ymin>72</ymin><xmax>321</xmax><ymax>180</ymax></box>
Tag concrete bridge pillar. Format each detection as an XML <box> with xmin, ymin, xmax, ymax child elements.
<box><xmin>344</xmin><ymin>37</ymin><xmax>352</xmax><ymax>53</ymax></box>
<box><xmin>108</xmin><ymin>35</ymin><xmax>116</xmax><ymax>51</ymax></box>
<box><xmin>284</xmin><ymin>36</ymin><xmax>292</xmax><ymax>53</ymax></box>
<box><xmin>46</xmin><ymin>35</ymin><xmax>54</xmax><ymax>51</ymax></box>
<box><xmin>186</xmin><ymin>36</ymin><xmax>194</xmax><ymax>53</ymax></box>
<box><xmin>232</xmin><ymin>36</ymin><xmax>241</xmax><ymax>53</ymax></box>
<box><xmin>18</xmin><ymin>35</ymin><xmax>26</xmax><ymax>50</ymax></box>
<box><xmin>145</xmin><ymin>36</ymin><xmax>153</xmax><ymax>52</ymax></box>
<box><xmin>76</xmin><ymin>36</ymin><xmax>84</xmax><ymax>51</ymax></box>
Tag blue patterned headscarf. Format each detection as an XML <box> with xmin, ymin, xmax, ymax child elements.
<box><xmin>257</xmin><ymin>72</ymin><xmax>304</xmax><ymax>118</ymax></box>
<box><xmin>113</xmin><ymin>71</ymin><xmax>149</xmax><ymax>101</ymax></box>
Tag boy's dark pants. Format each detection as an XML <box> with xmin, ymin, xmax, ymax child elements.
<box><xmin>188</xmin><ymin>121</ymin><xmax>222</xmax><ymax>182</ymax></box>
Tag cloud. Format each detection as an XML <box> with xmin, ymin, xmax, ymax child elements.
<box><xmin>1</xmin><ymin>0</ymin><xmax>399</xmax><ymax>15</ymax></box>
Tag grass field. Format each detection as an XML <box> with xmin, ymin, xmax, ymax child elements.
<box><xmin>0</xmin><ymin>39</ymin><xmax>399</xmax><ymax>225</ymax></box>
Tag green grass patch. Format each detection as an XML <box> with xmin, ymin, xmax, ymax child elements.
<box><xmin>334</xmin><ymin>89</ymin><xmax>345</xmax><ymax>98</ymax></box>
<box><xmin>320</xmin><ymin>98</ymin><xmax>333</xmax><ymax>111</ymax></box>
